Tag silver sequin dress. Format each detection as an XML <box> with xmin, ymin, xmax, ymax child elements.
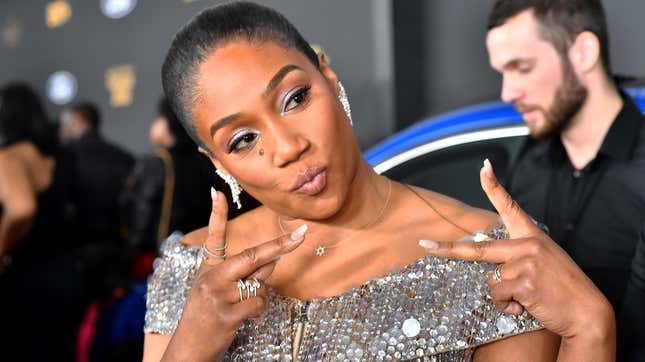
<box><xmin>145</xmin><ymin>228</ymin><xmax>542</xmax><ymax>361</ymax></box>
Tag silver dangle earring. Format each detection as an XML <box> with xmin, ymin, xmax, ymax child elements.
<box><xmin>215</xmin><ymin>169</ymin><xmax>243</xmax><ymax>209</ymax></box>
<box><xmin>338</xmin><ymin>81</ymin><xmax>353</xmax><ymax>126</ymax></box>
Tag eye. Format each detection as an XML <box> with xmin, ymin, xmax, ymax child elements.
<box><xmin>518</xmin><ymin>64</ymin><xmax>533</xmax><ymax>74</ymax></box>
<box><xmin>228</xmin><ymin>131</ymin><xmax>259</xmax><ymax>153</ymax></box>
<box><xmin>283</xmin><ymin>86</ymin><xmax>311</xmax><ymax>113</ymax></box>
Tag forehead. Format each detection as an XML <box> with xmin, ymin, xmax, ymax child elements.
<box><xmin>196</xmin><ymin>41</ymin><xmax>311</xmax><ymax>107</ymax></box>
<box><xmin>486</xmin><ymin>9</ymin><xmax>548</xmax><ymax>68</ymax></box>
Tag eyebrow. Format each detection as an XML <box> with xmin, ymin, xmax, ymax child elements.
<box><xmin>209</xmin><ymin>64</ymin><xmax>304</xmax><ymax>138</ymax></box>
<box><xmin>501</xmin><ymin>57</ymin><xmax>535</xmax><ymax>71</ymax></box>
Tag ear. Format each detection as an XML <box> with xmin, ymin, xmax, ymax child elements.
<box><xmin>198</xmin><ymin>146</ymin><xmax>228</xmax><ymax>174</ymax></box>
<box><xmin>568</xmin><ymin>31</ymin><xmax>601</xmax><ymax>74</ymax></box>
<box><xmin>312</xmin><ymin>45</ymin><xmax>340</xmax><ymax>96</ymax></box>
<box><xmin>320</xmin><ymin>61</ymin><xmax>339</xmax><ymax>96</ymax></box>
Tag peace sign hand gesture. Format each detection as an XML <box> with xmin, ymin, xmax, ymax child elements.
<box><xmin>420</xmin><ymin>160</ymin><xmax>616</xmax><ymax>361</ymax></box>
<box><xmin>162</xmin><ymin>188</ymin><xmax>307</xmax><ymax>361</ymax></box>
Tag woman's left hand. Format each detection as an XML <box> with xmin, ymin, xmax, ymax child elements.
<box><xmin>420</xmin><ymin>160</ymin><xmax>615</xmax><ymax>360</ymax></box>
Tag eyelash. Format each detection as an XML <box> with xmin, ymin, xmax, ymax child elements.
<box><xmin>282</xmin><ymin>85</ymin><xmax>311</xmax><ymax>113</ymax></box>
<box><xmin>228</xmin><ymin>131</ymin><xmax>259</xmax><ymax>153</ymax></box>
<box><xmin>226</xmin><ymin>85</ymin><xmax>311</xmax><ymax>154</ymax></box>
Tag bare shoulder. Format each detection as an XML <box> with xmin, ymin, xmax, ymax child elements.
<box><xmin>0</xmin><ymin>146</ymin><xmax>30</xmax><ymax>185</ymax></box>
<box><xmin>180</xmin><ymin>206</ymin><xmax>273</xmax><ymax>250</ymax></box>
<box><xmin>402</xmin><ymin>184</ymin><xmax>500</xmax><ymax>234</ymax></box>
<box><xmin>181</xmin><ymin>226</ymin><xmax>208</xmax><ymax>247</ymax></box>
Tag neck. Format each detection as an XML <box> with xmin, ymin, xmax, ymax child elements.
<box><xmin>560</xmin><ymin>77</ymin><xmax>622</xmax><ymax>169</ymax></box>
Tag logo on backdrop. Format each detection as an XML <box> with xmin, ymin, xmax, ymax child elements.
<box><xmin>46</xmin><ymin>0</ymin><xmax>72</xmax><ymax>29</ymax></box>
<box><xmin>47</xmin><ymin>70</ymin><xmax>78</xmax><ymax>105</ymax></box>
<box><xmin>105</xmin><ymin>64</ymin><xmax>136</xmax><ymax>108</ymax></box>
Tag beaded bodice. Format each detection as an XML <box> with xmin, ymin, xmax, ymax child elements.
<box><xmin>145</xmin><ymin>229</ymin><xmax>542</xmax><ymax>361</ymax></box>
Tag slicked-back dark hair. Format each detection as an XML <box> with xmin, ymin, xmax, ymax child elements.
<box><xmin>488</xmin><ymin>0</ymin><xmax>611</xmax><ymax>76</ymax></box>
<box><xmin>70</xmin><ymin>101</ymin><xmax>101</xmax><ymax>130</ymax></box>
<box><xmin>162</xmin><ymin>1</ymin><xmax>319</xmax><ymax>153</ymax></box>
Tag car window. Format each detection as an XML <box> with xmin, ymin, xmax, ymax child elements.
<box><xmin>383</xmin><ymin>135</ymin><xmax>527</xmax><ymax>209</ymax></box>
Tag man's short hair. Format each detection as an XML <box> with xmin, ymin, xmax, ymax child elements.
<box><xmin>70</xmin><ymin>101</ymin><xmax>101</xmax><ymax>129</ymax></box>
<box><xmin>488</xmin><ymin>0</ymin><xmax>611</xmax><ymax>75</ymax></box>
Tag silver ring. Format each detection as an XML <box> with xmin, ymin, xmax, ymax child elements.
<box><xmin>244</xmin><ymin>280</ymin><xmax>253</xmax><ymax>300</ymax></box>
<box><xmin>492</xmin><ymin>264</ymin><xmax>503</xmax><ymax>283</ymax></box>
<box><xmin>209</xmin><ymin>242</ymin><xmax>228</xmax><ymax>251</ymax></box>
<box><xmin>252</xmin><ymin>278</ymin><xmax>260</xmax><ymax>296</ymax></box>
<box><xmin>202</xmin><ymin>242</ymin><xmax>227</xmax><ymax>260</ymax></box>
<box><xmin>237</xmin><ymin>279</ymin><xmax>247</xmax><ymax>302</ymax></box>
<box><xmin>237</xmin><ymin>278</ymin><xmax>261</xmax><ymax>301</ymax></box>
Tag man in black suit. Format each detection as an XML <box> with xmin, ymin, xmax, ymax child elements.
<box><xmin>486</xmin><ymin>1</ymin><xmax>645</xmax><ymax>360</ymax></box>
<box><xmin>61</xmin><ymin>101</ymin><xmax>134</xmax><ymax>298</ymax></box>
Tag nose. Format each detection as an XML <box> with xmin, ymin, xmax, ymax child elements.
<box><xmin>500</xmin><ymin>75</ymin><xmax>523</xmax><ymax>104</ymax></box>
<box><xmin>269</xmin><ymin>121</ymin><xmax>310</xmax><ymax>168</ymax></box>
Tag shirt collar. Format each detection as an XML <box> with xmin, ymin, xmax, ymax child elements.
<box><xmin>541</xmin><ymin>90</ymin><xmax>644</xmax><ymax>165</ymax></box>
<box><xmin>597</xmin><ymin>92</ymin><xmax>643</xmax><ymax>162</ymax></box>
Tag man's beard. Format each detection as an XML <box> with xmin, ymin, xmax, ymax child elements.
<box><xmin>516</xmin><ymin>59</ymin><xmax>588</xmax><ymax>139</ymax></box>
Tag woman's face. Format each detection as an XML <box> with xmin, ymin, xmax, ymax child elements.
<box><xmin>192</xmin><ymin>41</ymin><xmax>359</xmax><ymax>220</ymax></box>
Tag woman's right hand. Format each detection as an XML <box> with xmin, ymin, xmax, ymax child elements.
<box><xmin>420</xmin><ymin>160</ymin><xmax>615</xmax><ymax>361</ymax></box>
<box><xmin>161</xmin><ymin>188</ymin><xmax>307</xmax><ymax>361</ymax></box>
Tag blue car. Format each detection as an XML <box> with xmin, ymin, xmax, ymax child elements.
<box><xmin>365</xmin><ymin>87</ymin><xmax>645</xmax><ymax>209</ymax></box>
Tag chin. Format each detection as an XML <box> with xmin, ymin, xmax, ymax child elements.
<box><xmin>295</xmin><ymin>192</ymin><xmax>345</xmax><ymax>221</ymax></box>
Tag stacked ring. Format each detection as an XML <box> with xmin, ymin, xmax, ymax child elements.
<box><xmin>237</xmin><ymin>278</ymin><xmax>261</xmax><ymax>302</ymax></box>
<box><xmin>492</xmin><ymin>264</ymin><xmax>503</xmax><ymax>283</ymax></box>
<box><xmin>202</xmin><ymin>241</ymin><xmax>228</xmax><ymax>260</ymax></box>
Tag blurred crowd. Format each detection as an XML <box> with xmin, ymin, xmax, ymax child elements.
<box><xmin>0</xmin><ymin>83</ymin><xmax>259</xmax><ymax>361</ymax></box>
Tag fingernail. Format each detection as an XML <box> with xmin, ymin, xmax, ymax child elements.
<box><xmin>482</xmin><ymin>159</ymin><xmax>493</xmax><ymax>179</ymax></box>
<box><xmin>290</xmin><ymin>224</ymin><xmax>308</xmax><ymax>242</ymax></box>
<box><xmin>210</xmin><ymin>186</ymin><xmax>217</xmax><ymax>201</ymax></box>
<box><xmin>419</xmin><ymin>239</ymin><xmax>439</xmax><ymax>249</ymax></box>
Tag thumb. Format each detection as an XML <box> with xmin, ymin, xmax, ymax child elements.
<box><xmin>480</xmin><ymin>159</ymin><xmax>538</xmax><ymax>238</ymax></box>
<box><xmin>202</xmin><ymin>186</ymin><xmax>229</xmax><ymax>266</ymax></box>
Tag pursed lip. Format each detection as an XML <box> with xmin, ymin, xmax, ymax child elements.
<box><xmin>290</xmin><ymin>166</ymin><xmax>327</xmax><ymax>193</ymax></box>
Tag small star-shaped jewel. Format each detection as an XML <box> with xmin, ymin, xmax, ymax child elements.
<box><xmin>315</xmin><ymin>246</ymin><xmax>326</xmax><ymax>256</ymax></box>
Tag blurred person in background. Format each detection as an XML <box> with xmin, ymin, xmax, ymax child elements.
<box><xmin>121</xmin><ymin>97</ymin><xmax>223</xmax><ymax>259</ymax></box>
<box><xmin>122</xmin><ymin>97</ymin><xmax>259</xmax><ymax>258</ymax></box>
<box><xmin>60</xmin><ymin>102</ymin><xmax>134</xmax><ymax>300</ymax></box>
<box><xmin>0</xmin><ymin>82</ymin><xmax>87</xmax><ymax>361</ymax></box>
<box><xmin>486</xmin><ymin>1</ymin><xmax>645</xmax><ymax>359</ymax></box>
<box><xmin>87</xmin><ymin>97</ymin><xmax>260</xmax><ymax>362</ymax></box>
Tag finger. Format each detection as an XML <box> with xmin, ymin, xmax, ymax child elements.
<box><xmin>480</xmin><ymin>159</ymin><xmax>539</xmax><ymax>238</ymax></box>
<box><xmin>207</xmin><ymin>261</ymin><xmax>277</xmax><ymax>302</ymax></box>
<box><xmin>230</xmin><ymin>295</ymin><xmax>268</xmax><ymax>321</ymax></box>
<box><xmin>203</xmin><ymin>186</ymin><xmax>229</xmax><ymax>266</ymax></box>
<box><xmin>419</xmin><ymin>238</ymin><xmax>529</xmax><ymax>263</ymax></box>
<box><xmin>222</xmin><ymin>225</ymin><xmax>308</xmax><ymax>281</ymax></box>
<box><xmin>488</xmin><ymin>277</ymin><xmax>527</xmax><ymax>315</ymax></box>
<box><xmin>219</xmin><ymin>280</ymin><xmax>270</xmax><ymax>304</ymax></box>
<box><xmin>247</xmin><ymin>260</ymin><xmax>278</xmax><ymax>281</ymax></box>
<box><xmin>486</xmin><ymin>256</ymin><xmax>538</xmax><ymax>283</ymax></box>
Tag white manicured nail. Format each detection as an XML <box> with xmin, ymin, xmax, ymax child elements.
<box><xmin>290</xmin><ymin>224</ymin><xmax>308</xmax><ymax>241</ymax></box>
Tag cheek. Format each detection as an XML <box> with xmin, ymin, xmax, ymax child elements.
<box><xmin>309</xmin><ymin>94</ymin><xmax>349</xmax><ymax>149</ymax></box>
<box><xmin>530</xmin><ymin>62</ymin><xmax>564</xmax><ymax>106</ymax></box>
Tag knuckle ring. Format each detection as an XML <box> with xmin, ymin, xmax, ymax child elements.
<box><xmin>492</xmin><ymin>264</ymin><xmax>503</xmax><ymax>283</ymax></box>
<box><xmin>237</xmin><ymin>279</ymin><xmax>247</xmax><ymax>302</ymax></box>
<box><xmin>237</xmin><ymin>278</ymin><xmax>261</xmax><ymax>302</ymax></box>
<box><xmin>202</xmin><ymin>241</ymin><xmax>228</xmax><ymax>260</ymax></box>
